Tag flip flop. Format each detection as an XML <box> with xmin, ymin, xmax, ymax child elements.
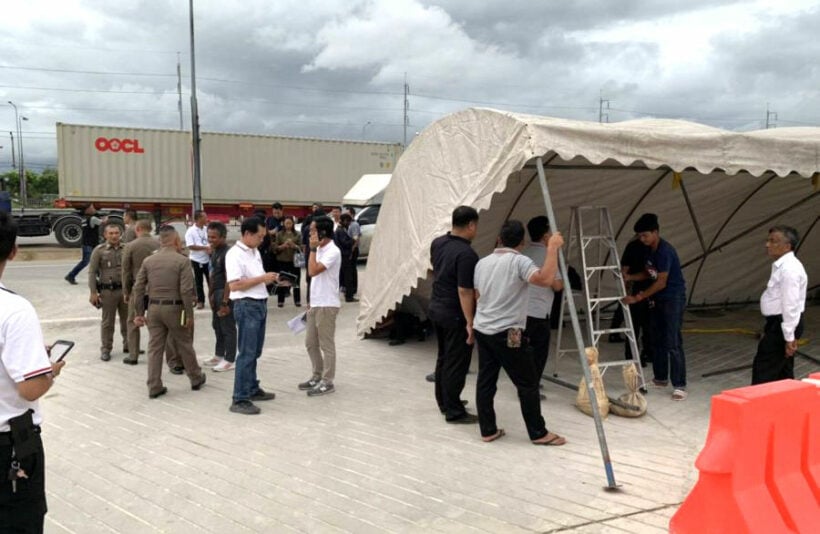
<box><xmin>532</xmin><ymin>432</ymin><xmax>566</xmax><ymax>446</ymax></box>
<box><xmin>481</xmin><ymin>429</ymin><xmax>505</xmax><ymax>442</ymax></box>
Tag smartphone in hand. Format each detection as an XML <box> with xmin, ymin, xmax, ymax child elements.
<box><xmin>49</xmin><ymin>340</ymin><xmax>75</xmax><ymax>363</ymax></box>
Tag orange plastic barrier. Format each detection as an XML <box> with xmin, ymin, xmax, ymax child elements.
<box><xmin>670</xmin><ymin>379</ymin><xmax>820</xmax><ymax>533</ymax></box>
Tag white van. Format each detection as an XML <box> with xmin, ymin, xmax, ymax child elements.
<box><xmin>342</xmin><ymin>173</ymin><xmax>391</xmax><ymax>259</ymax></box>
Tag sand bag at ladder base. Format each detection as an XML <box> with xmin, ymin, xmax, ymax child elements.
<box><xmin>576</xmin><ymin>347</ymin><xmax>610</xmax><ymax>418</ymax></box>
<box><xmin>610</xmin><ymin>363</ymin><xmax>648</xmax><ymax>417</ymax></box>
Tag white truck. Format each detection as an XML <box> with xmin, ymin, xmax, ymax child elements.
<box><xmin>342</xmin><ymin>173</ymin><xmax>392</xmax><ymax>259</ymax></box>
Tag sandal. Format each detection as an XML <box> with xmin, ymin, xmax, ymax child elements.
<box><xmin>532</xmin><ymin>432</ymin><xmax>567</xmax><ymax>446</ymax></box>
<box><xmin>481</xmin><ymin>429</ymin><xmax>505</xmax><ymax>442</ymax></box>
<box><xmin>672</xmin><ymin>389</ymin><xmax>688</xmax><ymax>401</ymax></box>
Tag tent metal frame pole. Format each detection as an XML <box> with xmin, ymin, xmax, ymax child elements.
<box><xmin>535</xmin><ymin>157</ymin><xmax>619</xmax><ymax>490</ymax></box>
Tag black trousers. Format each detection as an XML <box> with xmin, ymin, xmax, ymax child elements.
<box><xmin>525</xmin><ymin>316</ymin><xmax>551</xmax><ymax>381</ymax></box>
<box><xmin>276</xmin><ymin>262</ymin><xmax>302</xmax><ymax>305</ymax></box>
<box><xmin>475</xmin><ymin>330</ymin><xmax>548</xmax><ymax>440</ymax></box>
<box><xmin>343</xmin><ymin>251</ymin><xmax>358</xmax><ymax>300</ymax></box>
<box><xmin>433</xmin><ymin>321</ymin><xmax>472</xmax><ymax>420</ymax></box>
<box><xmin>752</xmin><ymin>314</ymin><xmax>804</xmax><ymax>385</ymax></box>
<box><xmin>190</xmin><ymin>260</ymin><xmax>209</xmax><ymax>304</ymax></box>
<box><xmin>625</xmin><ymin>301</ymin><xmax>652</xmax><ymax>363</ymax></box>
<box><xmin>212</xmin><ymin>288</ymin><xmax>237</xmax><ymax>362</ymax></box>
<box><xmin>0</xmin><ymin>434</ymin><xmax>46</xmax><ymax>534</ymax></box>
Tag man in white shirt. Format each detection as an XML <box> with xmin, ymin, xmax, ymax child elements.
<box><xmin>522</xmin><ymin>216</ymin><xmax>564</xmax><ymax>399</ymax></box>
<box><xmin>752</xmin><ymin>225</ymin><xmax>808</xmax><ymax>385</ymax></box>
<box><xmin>225</xmin><ymin>219</ymin><xmax>278</xmax><ymax>415</ymax></box>
<box><xmin>299</xmin><ymin>216</ymin><xmax>342</xmax><ymax>396</ymax></box>
<box><xmin>473</xmin><ymin>220</ymin><xmax>566</xmax><ymax>446</ymax></box>
<box><xmin>185</xmin><ymin>210</ymin><xmax>211</xmax><ymax>309</ymax></box>
<box><xmin>1</xmin><ymin>212</ymin><xmax>65</xmax><ymax>531</ymax></box>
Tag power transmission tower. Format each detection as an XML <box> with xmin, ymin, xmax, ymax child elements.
<box><xmin>765</xmin><ymin>103</ymin><xmax>777</xmax><ymax>129</ymax></box>
<box><xmin>403</xmin><ymin>74</ymin><xmax>410</xmax><ymax>147</ymax></box>
<box><xmin>599</xmin><ymin>96</ymin><xmax>610</xmax><ymax>123</ymax></box>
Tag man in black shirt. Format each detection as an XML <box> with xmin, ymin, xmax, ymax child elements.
<box><xmin>619</xmin><ymin>236</ymin><xmax>653</xmax><ymax>365</ymax></box>
<box><xmin>429</xmin><ymin>206</ymin><xmax>480</xmax><ymax>423</ymax></box>
<box><xmin>65</xmin><ymin>203</ymin><xmax>102</xmax><ymax>284</ymax></box>
<box><xmin>204</xmin><ymin>222</ymin><xmax>237</xmax><ymax>373</ymax></box>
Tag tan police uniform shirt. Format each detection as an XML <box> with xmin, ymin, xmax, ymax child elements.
<box><xmin>88</xmin><ymin>242</ymin><xmax>125</xmax><ymax>292</ymax></box>
<box><xmin>132</xmin><ymin>247</ymin><xmax>195</xmax><ymax>318</ymax></box>
<box><xmin>122</xmin><ymin>235</ymin><xmax>160</xmax><ymax>297</ymax></box>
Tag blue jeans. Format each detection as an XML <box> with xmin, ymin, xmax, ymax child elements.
<box><xmin>650</xmin><ymin>296</ymin><xmax>687</xmax><ymax>388</ymax></box>
<box><xmin>232</xmin><ymin>298</ymin><xmax>267</xmax><ymax>402</ymax></box>
<box><xmin>66</xmin><ymin>245</ymin><xmax>94</xmax><ymax>280</ymax></box>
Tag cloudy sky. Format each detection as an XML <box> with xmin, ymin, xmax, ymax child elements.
<box><xmin>1</xmin><ymin>0</ymin><xmax>819</xmax><ymax>173</ymax></box>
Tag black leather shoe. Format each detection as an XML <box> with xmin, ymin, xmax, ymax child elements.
<box><xmin>149</xmin><ymin>387</ymin><xmax>168</xmax><ymax>399</ymax></box>
<box><xmin>251</xmin><ymin>389</ymin><xmax>276</xmax><ymax>401</ymax></box>
<box><xmin>446</xmin><ymin>413</ymin><xmax>479</xmax><ymax>424</ymax></box>
<box><xmin>169</xmin><ymin>366</ymin><xmax>185</xmax><ymax>375</ymax></box>
<box><xmin>425</xmin><ymin>372</ymin><xmax>435</xmax><ymax>383</ymax></box>
<box><xmin>122</xmin><ymin>357</ymin><xmax>138</xmax><ymax>365</ymax></box>
<box><xmin>191</xmin><ymin>374</ymin><xmax>207</xmax><ymax>391</ymax></box>
<box><xmin>100</xmin><ymin>352</ymin><xmax>111</xmax><ymax>362</ymax></box>
<box><xmin>64</xmin><ymin>275</ymin><xmax>77</xmax><ymax>285</ymax></box>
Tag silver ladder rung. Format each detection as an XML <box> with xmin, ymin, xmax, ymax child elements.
<box><xmin>592</xmin><ymin>328</ymin><xmax>633</xmax><ymax>335</ymax></box>
<box><xmin>598</xmin><ymin>360</ymin><xmax>642</xmax><ymax>369</ymax></box>
<box><xmin>581</xmin><ymin>235</ymin><xmax>615</xmax><ymax>241</ymax></box>
<box><xmin>585</xmin><ymin>265</ymin><xmax>620</xmax><ymax>272</ymax></box>
<box><xmin>588</xmin><ymin>296</ymin><xmax>624</xmax><ymax>303</ymax></box>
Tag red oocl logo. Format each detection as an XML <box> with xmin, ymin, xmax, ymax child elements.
<box><xmin>94</xmin><ymin>137</ymin><xmax>145</xmax><ymax>154</ymax></box>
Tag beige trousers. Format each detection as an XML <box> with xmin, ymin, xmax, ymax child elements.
<box><xmin>305</xmin><ymin>307</ymin><xmax>339</xmax><ymax>383</ymax></box>
<box><xmin>146</xmin><ymin>304</ymin><xmax>203</xmax><ymax>393</ymax></box>
<box><xmin>100</xmin><ymin>289</ymin><xmax>128</xmax><ymax>353</ymax></box>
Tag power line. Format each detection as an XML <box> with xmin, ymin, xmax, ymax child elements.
<box><xmin>0</xmin><ymin>65</ymin><xmax>177</xmax><ymax>78</ymax></box>
<box><xmin>0</xmin><ymin>84</ymin><xmax>180</xmax><ymax>96</ymax></box>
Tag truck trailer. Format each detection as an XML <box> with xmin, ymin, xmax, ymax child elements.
<box><xmin>11</xmin><ymin>123</ymin><xmax>403</xmax><ymax>246</ymax></box>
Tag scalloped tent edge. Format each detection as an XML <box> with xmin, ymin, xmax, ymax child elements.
<box><xmin>356</xmin><ymin>108</ymin><xmax>820</xmax><ymax>336</ymax></box>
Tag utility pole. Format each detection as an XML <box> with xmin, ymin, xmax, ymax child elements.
<box><xmin>403</xmin><ymin>73</ymin><xmax>409</xmax><ymax>147</ymax></box>
<box><xmin>7</xmin><ymin>101</ymin><xmax>26</xmax><ymax>207</ymax></box>
<box><xmin>598</xmin><ymin>95</ymin><xmax>610</xmax><ymax>123</ymax></box>
<box><xmin>765</xmin><ymin>103</ymin><xmax>777</xmax><ymax>129</ymax></box>
<box><xmin>8</xmin><ymin>131</ymin><xmax>15</xmax><ymax>169</ymax></box>
<box><xmin>188</xmin><ymin>0</ymin><xmax>203</xmax><ymax>212</ymax></box>
<box><xmin>177</xmin><ymin>52</ymin><xmax>184</xmax><ymax>130</ymax></box>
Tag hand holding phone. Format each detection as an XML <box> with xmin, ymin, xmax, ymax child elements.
<box><xmin>49</xmin><ymin>340</ymin><xmax>75</xmax><ymax>363</ymax></box>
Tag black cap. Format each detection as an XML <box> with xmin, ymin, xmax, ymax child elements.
<box><xmin>634</xmin><ymin>213</ymin><xmax>659</xmax><ymax>233</ymax></box>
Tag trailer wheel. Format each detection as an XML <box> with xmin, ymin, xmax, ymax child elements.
<box><xmin>53</xmin><ymin>217</ymin><xmax>83</xmax><ymax>248</ymax></box>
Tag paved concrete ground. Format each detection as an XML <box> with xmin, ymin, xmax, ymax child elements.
<box><xmin>4</xmin><ymin>258</ymin><xmax>817</xmax><ymax>533</ymax></box>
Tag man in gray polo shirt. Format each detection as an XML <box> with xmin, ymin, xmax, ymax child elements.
<box><xmin>473</xmin><ymin>220</ymin><xmax>566</xmax><ymax>446</ymax></box>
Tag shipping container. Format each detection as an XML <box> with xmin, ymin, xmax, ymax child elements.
<box><xmin>57</xmin><ymin>123</ymin><xmax>402</xmax><ymax>206</ymax></box>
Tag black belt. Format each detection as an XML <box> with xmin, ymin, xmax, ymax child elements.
<box><xmin>150</xmin><ymin>299</ymin><xmax>183</xmax><ymax>305</ymax></box>
<box><xmin>236</xmin><ymin>297</ymin><xmax>267</xmax><ymax>302</ymax></box>
<box><xmin>98</xmin><ymin>283</ymin><xmax>123</xmax><ymax>290</ymax></box>
<box><xmin>0</xmin><ymin>426</ymin><xmax>40</xmax><ymax>446</ymax></box>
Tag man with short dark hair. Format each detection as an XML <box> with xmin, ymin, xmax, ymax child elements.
<box><xmin>133</xmin><ymin>226</ymin><xmax>207</xmax><ymax>399</ymax></box>
<box><xmin>302</xmin><ymin>205</ymin><xmax>325</xmax><ymax>305</ymax></box>
<box><xmin>88</xmin><ymin>223</ymin><xmax>129</xmax><ymax>361</ymax></box>
<box><xmin>185</xmin><ymin>210</ymin><xmax>211</xmax><ymax>309</ymax></box>
<box><xmin>1</xmin><ymin>211</ymin><xmax>65</xmax><ymax>533</ymax></box>
<box><xmin>473</xmin><ymin>220</ymin><xmax>566</xmax><ymax>445</ymax></box>
<box><xmin>122</xmin><ymin>209</ymin><xmax>138</xmax><ymax>243</ymax></box>
<box><xmin>122</xmin><ymin>219</ymin><xmax>159</xmax><ymax>364</ymax></box>
<box><xmin>65</xmin><ymin>203</ymin><xmax>102</xmax><ymax>285</ymax></box>
<box><xmin>751</xmin><ymin>225</ymin><xmax>807</xmax><ymax>384</ymax></box>
<box><xmin>623</xmin><ymin>213</ymin><xmax>687</xmax><ymax>401</ymax></box>
<box><xmin>204</xmin><ymin>222</ymin><xmax>237</xmax><ymax>373</ymax></box>
<box><xmin>429</xmin><ymin>206</ymin><xmax>480</xmax><ymax>423</ymax></box>
<box><xmin>347</xmin><ymin>207</ymin><xmax>361</xmax><ymax>297</ymax></box>
<box><xmin>523</xmin><ymin>216</ymin><xmax>564</xmax><ymax>398</ymax></box>
<box><xmin>226</xmin><ymin>218</ymin><xmax>278</xmax><ymax>414</ymax></box>
<box><xmin>299</xmin><ymin>216</ymin><xmax>342</xmax><ymax>396</ymax></box>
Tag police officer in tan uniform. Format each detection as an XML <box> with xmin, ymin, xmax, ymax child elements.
<box><xmin>133</xmin><ymin>225</ymin><xmax>206</xmax><ymax>398</ymax></box>
<box><xmin>122</xmin><ymin>219</ymin><xmax>159</xmax><ymax>364</ymax></box>
<box><xmin>122</xmin><ymin>209</ymin><xmax>138</xmax><ymax>244</ymax></box>
<box><xmin>89</xmin><ymin>223</ymin><xmax>128</xmax><ymax>361</ymax></box>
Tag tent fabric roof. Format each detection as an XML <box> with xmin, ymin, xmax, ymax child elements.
<box><xmin>357</xmin><ymin>108</ymin><xmax>819</xmax><ymax>336</ymax></box>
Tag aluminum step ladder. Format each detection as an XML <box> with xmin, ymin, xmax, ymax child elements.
<box><xmin>552</xmin><ymin>206</ymin><xmax>647</xmax><ymax>390</ymax></box>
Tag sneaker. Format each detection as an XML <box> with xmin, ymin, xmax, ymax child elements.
<box><xmin>672</xmin><ymin>389</ymin><xmax>688</xmax><ymax>401</ymax></box>
<box><xmin>298</xmin><ymin>378</ymin><xmax>320</xmax><ymax>390</ymax></box>
<box><xmin>251</xmin><ymin>388</ymin><xmax>276</xmax><ymax>401</ymax></box>
<box><xmin>229</xmin><ymin>401</ymin><xmax>260</xmax><ymax>415</ymax></box>
<box><xmin>202</xmin><ymin>356</ymin><xmax>223</xmax><ymax>367</ymax></box>
<box><xmin>307</xmin><ymin>381</ymin><xmax>335</xmax><ymax>396</ymax></box>
<box><xmin>213</xmin><ymin>360</ymin><xmax>235</xmax><ymax>372</ymax></box>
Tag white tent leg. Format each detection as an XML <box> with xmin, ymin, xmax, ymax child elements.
<box><xmin>535</xmin><ymin>157</ymin><xmax>619</xmax><ymax>490</ymax></box>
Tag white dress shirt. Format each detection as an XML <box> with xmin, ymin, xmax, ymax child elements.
<box><xmin>760</xmin><ymin>251</ymin><xmax>807</xmax><ymax>341</ymax></box>
<box><xmin>185</xmin><ymin>224</ymin><xmax>210</xmax><ymax>264</ymax></box>
<box><xmin>225</xmin><ymin>241</ymin><xmax>269</xmax><ymax>300</ymax></box>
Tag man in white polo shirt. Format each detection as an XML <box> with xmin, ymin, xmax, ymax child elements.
<box><xmin>225</xmin><ymin>218</ymin><xmax>278</xmax><ymax>415</ymax></box>
<box><xmin>1</xmin><ymin>212</ymin><xmax>65</xmax><ymax>531</ymax></box>
<box><xmin>299</xmin><ymin>216</ymin><xmax>342</xmax><ymax>396</ymax></box>
<box><xmin>185</xmin><ymin>210</ymin><xmax>211</xmax><ymax>309</ymax></box>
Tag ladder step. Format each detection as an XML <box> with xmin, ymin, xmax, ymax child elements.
<box><xmin>585</xmin><ymin>265</ymin><xmax>621</xmax><ymax>272</ymax></box>
<box><xmin>588</xmin><ymin>296</ymin><xmax>624</xmax><ymax>303</ymax></box>
<box><xmin>593</xmin><ymin>328</ymin><xmax>633</xmax><ymax>335</ymax></box>
<box><xmin>581</xmin><ymin>235</ymin><xmax>615</xmax><ymax>240</ymax></box>
<box><xmin>597</xmin><ymin>361</ymin><xmax>642</xmax><ymax>369</ymax></box>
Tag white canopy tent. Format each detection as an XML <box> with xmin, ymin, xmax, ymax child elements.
<box><xmin>357</xmin><ymin>108</ymin><xmax>819</xmax><ymax>336</ymax></box>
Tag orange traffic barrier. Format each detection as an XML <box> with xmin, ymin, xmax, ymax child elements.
<box><xmin>670</xmin><ymin>379</ymin><xmax>820</xmax><ymax>533</ymax></box>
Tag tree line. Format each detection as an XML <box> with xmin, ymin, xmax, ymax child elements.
<box><xmin>1</xmin><ymin>168</ymin><xmax>59</xmax><ymax>206</ymax></box>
